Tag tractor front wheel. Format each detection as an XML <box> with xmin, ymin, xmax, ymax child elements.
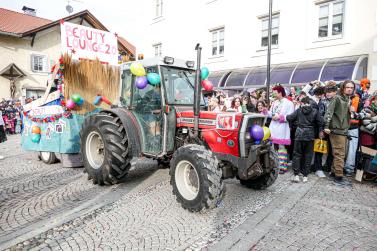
<box><xmin>170</xmin><ymin>144</ymin><xmax>224</xmax><ymax>212</ymax></box>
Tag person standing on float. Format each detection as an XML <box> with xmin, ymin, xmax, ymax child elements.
<box><xmin>266</xmin><ymin>85</ymin><xmax>295</xmax><ymax>173</ymax></box>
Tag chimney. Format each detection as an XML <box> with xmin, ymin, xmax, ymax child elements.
<box><xmin>22</xmin><ymin>6</ymin><xmax>36</xmax><ymax>16</ymax></box>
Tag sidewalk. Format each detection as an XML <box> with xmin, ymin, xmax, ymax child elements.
<box><xmin>211</xmin><ymin>174</ymin><xmax>377</xmax><ymax>251</ymax></box>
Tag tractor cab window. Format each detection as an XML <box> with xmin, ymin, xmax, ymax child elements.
<box><xmin>131</xmin><ymin>66</ymin><xmax>163</xmax><ymax>154</ymax></box>
<box><xmin>161</xmin><ymin>66</ymin><xmax>202</xmax><ymax>105</ymax></box>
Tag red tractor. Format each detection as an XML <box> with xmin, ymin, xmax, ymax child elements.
<box><xmin>80</xmin><ymin>45</ymin><xmax>279</xmax><ymax>212</ymax></box>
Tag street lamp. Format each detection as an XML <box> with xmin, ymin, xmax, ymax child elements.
<box><xmin>266</xmin><ymin>0</ymin><xmax>273</xmax><ymax>105</ymax></box>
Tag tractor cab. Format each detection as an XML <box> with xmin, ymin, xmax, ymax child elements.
<box><xmin>119</xmin><ymin>56</ymin><xmax>203</xmax><ymax>156</ymax></box>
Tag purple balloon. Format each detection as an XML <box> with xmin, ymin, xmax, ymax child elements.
<box><xmin>250</xmin><ymin>125</ymin><xmax>264</xmax><ymax>141</ymax></box>
<box><xmin>135</xmin><ymin>76</ymin><xmax>148</xmax><ymax>89</ymax></box>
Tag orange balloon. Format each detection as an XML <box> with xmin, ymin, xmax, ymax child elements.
<box><xmin>32</xmin><ymin>126</ymin><xmax>41</xmax><ymax>134</ymax></box>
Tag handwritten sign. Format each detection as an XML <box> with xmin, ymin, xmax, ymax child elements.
<box><xmin>61</xmin><ymin>22</ymin><xmax>118</xmax><ymax>65</ymax></box>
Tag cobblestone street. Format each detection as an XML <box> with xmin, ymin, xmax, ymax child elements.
<box><xmin>0</xmin><ymin>135</ymin><xmax>377</xmax><ymax>251</ymax></box>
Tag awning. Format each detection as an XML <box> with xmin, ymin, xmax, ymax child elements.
<box><xmin>22</xmin><ymin>84</ymin><xmax>46</xmax><ymax>91</ymax></box>
<box><xmin>209</xmin><ymin>55</ymin><xmax>368</xmax><ymax>90</ymax></box>
<box><xmin>0</xmin><ymin>63</ymin><xmax>25</xmax><ymax>79</ymax></box>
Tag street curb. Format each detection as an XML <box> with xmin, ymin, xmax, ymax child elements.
<box><xmin>209</xmin><ymin>175</ymin><xmax>318</xmax><ymax>251</ymax></box>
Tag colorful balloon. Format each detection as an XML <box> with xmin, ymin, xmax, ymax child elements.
<box><xmin>147</xmin><ymin>73</ymin><xmax>161</xmax><ymax>86</ymax></box>
<box><xmin>76</xmin><ymin>97</ymin><xmax>84</xmax><ymax>106</ymax></box>
<box><xmin>71</xmin><ymin>93</ymin><xmax>81</xmax><ymax>103</ymax></box>
<box><xmin>201</xmin><ymin>67</ymin><xmax>209</xmax><ymax>80</ymax></box>
<box><xmin>202</xmin><ymin>79</ymin><xmax>213</xmax><ymax>91</ymax></box>
<box><xmin>66</xmin><ymin>99</ymin><xmax>76</xmax><ymax>109</ymax></box>
<box><xmin>31</xmin><ymin>133</ymin><xmax>41</xmax><ymax>143</ymax></box>
<box><xmin>93</xmin><ymin>95</ymin><xmax>102</xmax><ymax>105</ymax></box>
<box><xmin>262</xmin><ymin>126</ymin><xmax>271</xmax><ymax>141</ymax></box>
<box><xmin>250</xmin><ymin>125</ymin><xmax>264</xmax><ymax>141</ymax></box>
<box><xmin>135</xmin><ymin>76</ymin><xmax>148</xmax><ymax>89</ymax></box>
<box><xmin>130</xmin><ymin>62</ymin><xmax>146</xmax><ymax>76</ymax></box>
<box><xmin>32</xmin><ymin>126</ymin><xmax>41</xmax><ymax>134</ymax></box>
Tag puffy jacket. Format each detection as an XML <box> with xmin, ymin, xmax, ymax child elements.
<box><xmin>358</xmin><ymin>106</ymin><xmax>377</xmax><ymax>135</ymax></box>
<box><xmin>286</xmin><ymin>105</ymin><xmax>323</xmax><ymax>141</ymax></box>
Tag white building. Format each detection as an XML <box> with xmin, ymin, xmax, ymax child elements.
<box><xmin>138</xmin><ymin>0</ymin><xmax>377</xmax><ymax>92</ymax></box>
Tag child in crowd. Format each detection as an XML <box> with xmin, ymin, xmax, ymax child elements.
<box><xmin>286</xmin><ymin>96</ymin><xmax>324</xmax><ymax>182</ymax></box>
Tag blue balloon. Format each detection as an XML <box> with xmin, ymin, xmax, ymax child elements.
<box><xmin>147</xmin><ymin>73</ymin><xmax>161</xmax><ymax>86</ymax></box>
<box><xmin>201</xmin><ymin>67</ymin><xmax>209</xmax><ymax>80</ymax></box>
<box><xmin>76</xmin><ymin>97</ymin><xmax>84</xmax><ymax>106</ymax></box>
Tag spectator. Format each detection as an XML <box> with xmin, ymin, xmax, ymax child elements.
<box><xmin>286</xmin><ymin>96</ymin><xmax>323</xmax><ymax>182</ymax></box>
<box><xmin>324</xmin><ymin>80</ymin><xmax>355</xmax><ymax>186</ymax></box>
<box><xmin>312</xmin><ymin>87</ymin><xmax>327</xmax><ymax>177</ymax></box>
<box><xmin>241</xmin><ymin>92</ymin><xmax>256</xmax><ymax>113</ymax></box>
<box><xmin>359</xmin><ymin>92</ymin><xmax>377</xmax><ymax>149</ymax></box>
<box><xmin>267</xmin><ymin>85</ymin><xmax>295</xmax><ymax>173</ymax></box>
<box><xmin>344</xmin><ymin>89</ymin><xmax>363</xmax><ymax>176</ymax></box>
<box><xmin>360</xmin><ymin>78</ymin><xmax>371</xmax><ymax>103</ymax></box>
<box><xmin>230</xmin><ymin>97</ymin><xmax>242</xmax><ymax>112</ymax></box>
<box><xmin>217</xmin><ymin>94</ymin><xmax>228</xmax><ymax>112</ymax></box>
<box><xmin>208</xmin><ymin>96</ymin><xmax>220</xmax><ymax>112</ymax></box>
<box><xmin>0</xmin><ymin>109</ymin><xmax>6</xmax><ymax>160</ymax></box>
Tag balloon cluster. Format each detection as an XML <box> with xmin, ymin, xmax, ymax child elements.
<box><xmin>201</xmin><ymin>67</ymin><xmax>213</xmax><ymax>91</ymax></box>
<box><xmin>130</xmin><ymin>62</ymin><xmax>161</xmax><ymax>89</ymax></box>
<box><xmin>249</xmin><ymin>125</ymin><xmax>271</xmax><ymax>144</ymax></box>
<box><xmin>66</xmin><ymin>93</ymin><xmax>84</xmax><ymax>110</ymax></box>
<box><xmin>31</xmin><ymin>125</ymin><xmax>41</xmax><ymax>143</ymax></box>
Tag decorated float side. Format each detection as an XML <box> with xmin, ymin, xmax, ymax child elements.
<box><xmin>21</xmin><ymin>21</ymin><xmax>120</xmax><ymax>167</ymax></box>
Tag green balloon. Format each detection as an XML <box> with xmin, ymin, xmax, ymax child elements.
<box><xmin>71</xmin><ymin>93</ymin><xmax>81</xmax><ymax>103</ymax></box>
<box><xmin>31</xmin><ymin>133</ymin><xmax>41</xmax><ymax>143</ymax></box>
<box><xmin>201</xmin><ymin>67</ymin><xmax>209</xmax><ymax>80</ymax></box>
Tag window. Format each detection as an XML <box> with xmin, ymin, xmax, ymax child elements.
<box><xmin>318</xmin><ymin>1</ymin><xmax>344</xmax><ymax>38</ymax></box>
<box><xmin>155</xmin><ymin>0</ymin><xmax>163</xmax><ymax>17</ymax></box>
<box><xmin>31</xmin><ymin>54</ymin><xmax>48</xmax><ymax>73</ymax></box>
<box><xmin>153</xmin><ymin>43</ymin><xmax>162</xmax><ymax>56</ymax></box>
<box><xmin>210</xmin><ymin>28</ymin><xmax>224</xmax><ymax>56</ymax></box>
<box><xmin>261</xmin><ymin>15</ymin><xmax>279</xmax><ymax>47</ymax></box>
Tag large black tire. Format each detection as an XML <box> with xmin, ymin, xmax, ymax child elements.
<box><xmin>80</xmin><ymin>112</ymin><xmax>132</xmax><ymax>185</ymax></box>
<box><xmin>170</xmin><ymin>144</ymin><xmax>224</xmax><ymax>212</ymax></box>
<box><xmin>239</xmin><ymin>150</ymin><xmax>279</xmax><ymax>190</ymax></box>
<box><xmin>39</xmin><ymin>152</ymin><xmax>58</xmax><ymax>164</ymax></box>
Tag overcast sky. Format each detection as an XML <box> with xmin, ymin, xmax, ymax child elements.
<box><xmin>0</xmin><ymin>0</ymin><xmax>146</xmax><ymax>49</ymax></box>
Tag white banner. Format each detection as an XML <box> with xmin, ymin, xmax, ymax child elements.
<box><xmin>60</xmin><ymin>21</ymin><xmax>118</xmax><ymax>66</ymax></box>
<box><xmin>29</xmin><ymin>105</ymin><xmax>64</xmax><ymax>116</ymax></box>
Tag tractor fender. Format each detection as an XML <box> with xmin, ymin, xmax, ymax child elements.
<box><xmin>100</xmin><ymin>108</ymin><xmax>142</xmax><ymax>157</ymax></box>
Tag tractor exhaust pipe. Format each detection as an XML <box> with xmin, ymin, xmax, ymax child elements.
<box><xmin>191</xmin><ymin>43</ymin><xmax>202</xmax><ymax>140</ymax></box>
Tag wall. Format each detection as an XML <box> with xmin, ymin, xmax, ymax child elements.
<box><xmin>138</xmin><ymin>0</ymin><xmax>377</xmax><ymax>87</ymax></box>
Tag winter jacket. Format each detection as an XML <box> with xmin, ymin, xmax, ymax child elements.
<box><xmin>324</xmin><ymin>94</ymin><xmax>351</xmax><ymax>135</ymax></box>
<box><xmin>358</xmin><ymin>106</ymin><xmax>377</xmax><ymax>135</ymax></box>
<box><xmin>286</xmin><ymin>105</ymin><xmax>323</xmax><ymax>141</ymax></box>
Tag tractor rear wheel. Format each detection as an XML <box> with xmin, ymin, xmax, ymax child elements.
<box><xmin>81</xmin><ymin>113</ymin><xmax>132</xmax><ymax>185</ymax></box>
<box><xmin>170</xmin><ymin>144</ymin><xmax>224</xmax><ymax>212</ymax></box>
<box><xmin>239</xmin><ymin>150</ymin><xmax>279</xmax><ymax>190</ymax></box>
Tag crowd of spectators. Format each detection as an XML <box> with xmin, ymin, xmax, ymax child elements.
<box><xmin>205</xmin><ymin>78</ymin><xmax>376</xmax><ymax>185</ymax></box>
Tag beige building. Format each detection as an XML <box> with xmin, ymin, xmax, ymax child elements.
<box><xmin>0</xmin><ymin>7</ymin><xmax>135</xmax><ymax>102</ymax></box>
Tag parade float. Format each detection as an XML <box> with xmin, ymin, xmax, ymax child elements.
<box><xmin>21</xmin><ymin>21</ymin><xmax>120</xmax><ymax>167</ymax></box>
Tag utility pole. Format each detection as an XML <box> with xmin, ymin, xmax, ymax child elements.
<box><xmin>266</xmin><ymin>0</ymin><xmax>273</xmax><ymax>105</ymax></box>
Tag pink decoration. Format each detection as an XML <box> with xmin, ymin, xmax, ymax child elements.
<box><xmin>201</xmin><ymin>79</ymin><xmax>213</xmax><ymax>91</ymax></box>
<box><xmin>66</xmin><ymin>99</ymin><xmax>76</xmax><ymax>109</ymax></box>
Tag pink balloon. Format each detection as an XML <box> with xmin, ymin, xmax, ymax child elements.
<box><xmin>66</xmin><ymin>99</ymin><xmax>76</xmax><ymax>109</ymax></box>
<box><xmin>202</xmin><ymin>79</ymin><xmax>213</xmax><ymax>91</ymax></box>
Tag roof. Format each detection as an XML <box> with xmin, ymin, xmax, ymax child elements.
<box><xmin>0</xmin><ymin>63</ymin><xmax>26</xmax><ymax>79</ymax></box>
<box><xmin>0</xmin><ymin>8</ymin><xmax>135</xmax><ymax>56</ymax></box>
<box><xmin>0</xmin><ymin>8</ymin><xmax>51</xmax><ymax>35</ymax></box>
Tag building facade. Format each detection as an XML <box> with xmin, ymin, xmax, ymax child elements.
<box><xmin>0</xmin><ymin>8</ymin><xmax>135</xmax><ymax>101</ymax></box>
<box><xmin>138</xmin><ymin>0</ymin><xmax>377</xmax><ymax>91</ymax></box>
